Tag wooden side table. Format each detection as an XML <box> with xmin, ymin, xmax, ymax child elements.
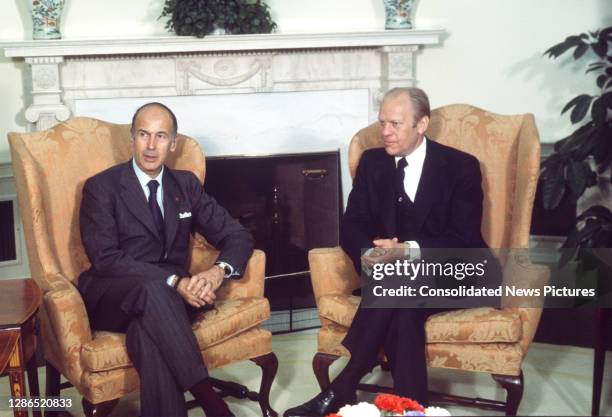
<box><xmin>0</xmin><ymin>279</ymin><xmax>42</xmax><ymax>417</ymax></box>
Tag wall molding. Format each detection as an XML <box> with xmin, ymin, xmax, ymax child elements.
<box><xmin>0</xmin><ymin>162</ymin><xmax>13</xmax><ymax>180</ymax></box>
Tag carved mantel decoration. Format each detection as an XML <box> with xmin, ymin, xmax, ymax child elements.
<box><xmin>4</xmin><ymin>30</ymin><xmax>444</xmax><ymax>131</ymax></box>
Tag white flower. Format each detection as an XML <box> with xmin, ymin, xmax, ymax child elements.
<box><xmin>337</xmin><ymin>402</ymin><xmax>381</xmax><ymax>417</ymax></box>
<box><xmin>424</xmin><ymin>406</ymin><xmax>451</xmax><ymax>416</ymax></box>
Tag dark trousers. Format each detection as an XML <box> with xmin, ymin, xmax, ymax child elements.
<box><xmin>85</xmin><ymin>278</ymin><xmax>209</xmax><ymax>417</ymax></box>
<box><xmin>342</xmin><ymin>306</ymin><xmax>448</xmax><ymax>405</ymax></box>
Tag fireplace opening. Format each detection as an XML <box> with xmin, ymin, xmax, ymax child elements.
<box><xmin>204</xmin><ymin>151</ymin><xmax>343</xmax><ymax>332</ymax></box>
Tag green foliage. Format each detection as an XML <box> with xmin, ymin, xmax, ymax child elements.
<box><xmin>540</xmin><ymin>26</ymin><xmax>612</xmax><ymax>261</ymax></box>
<box><xmin>160</xmin><ymin>0</ymin><xmax>277</xmax><ymax>38</ymax></box>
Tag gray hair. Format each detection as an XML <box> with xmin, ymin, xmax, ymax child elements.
<box><xmin>383</xmin><ymin>87</ymin><xmax>431</xmax><ymax>123</ymax></box>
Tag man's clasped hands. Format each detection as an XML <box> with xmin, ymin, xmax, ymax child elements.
<box><xmin>175</xmin><ymin>265</ymin><xmax>226</xmax><ymax>308</ymax></box>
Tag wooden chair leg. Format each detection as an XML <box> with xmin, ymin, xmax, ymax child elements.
<box><xmin>43</xmin><ymin>362</ymin><xmax>61</xmax><ymax>417</ymax></box>
<box><xmin>45</xmin><ymin>362</ymin><xmax>60</xmax><ymax>397</ymax></box>
<box><xmin>26</xmin><ymin>355</ymin><xmax>41</xmax><ymax>417</ymax></box>
<box><xmin>312</xmin><ymin>352</ymin><xmax>339</xmax><ymax>390</ymax></box>
<box><xmin>492</xmin><ymin>371</ymin><xmax>524</xmax><ymax>416</ymax></box>
<box><xmin>82</xmin><ymin>398</ymin><xmax>119</xmax><ymax>417</ymax></box>
<box><xmin>251</xmin><ymin>352</ymin><xmax>279</xmax><ymax>417</ymax></box>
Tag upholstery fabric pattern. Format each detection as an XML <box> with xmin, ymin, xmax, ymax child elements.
<box><xmin>318</xmin><ymin>324</ymin><xmax>523</xmax><ymax>376</ymax></box>
<box><xmin>425</xmin><ymin>308</ymin><xmax>521</xmax><ymax>344</ymax></box>
<box><xmin>426</xmin><ymin>342</ymin><xmax>523</xmax><ymax>376</ymax></box>
<box><xmin>82</xmin><ymin>297</ymin><xmax>269</xmax><ymax>373</ymax></box>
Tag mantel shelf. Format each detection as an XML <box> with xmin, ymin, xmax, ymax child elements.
<box><xmin>3</xmin><ymin>29</ymin><xmax>445</xmax><ymax>58</ymax></box>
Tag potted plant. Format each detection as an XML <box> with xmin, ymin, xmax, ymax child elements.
<box><xmin>161</xmin><ymin>0</ymin><xmax>277</xmax><ymax>38</ymax></box>
<box><xmin>540</xmin><ymin>26</ymin><xmax>612</xmax><ymax>264</ymax></box>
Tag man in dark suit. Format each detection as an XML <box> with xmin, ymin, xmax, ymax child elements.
<box><xmin>78</xmin><ymin>102</ymin><xmax>253</xmax><ymax>417</ymax></box>
<box><xmin>285</xmin><ymin>87</ymin><xmax>490</xmax><ymax>417</ymax></box>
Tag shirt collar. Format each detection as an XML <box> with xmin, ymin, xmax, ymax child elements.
<box><xmin>132</xmin><ymin>158</ymin><xmax>164</xmax><ymax>190</ymax></box>
<box><xmin>395</xmin><ymin>137</ymin><xmax>427</xmax><ymax>168</ymax></box>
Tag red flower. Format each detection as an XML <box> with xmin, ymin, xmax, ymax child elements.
<box><xmin>399</xmin><ymin>397</ymin><xmax>425</xmax><ymax>413</ymax></box>
<box><xmin>374</xmin><ymin>393</ymin><xmax>405</xmax><ymax>413</ymax></box>
<box><xmin>374</xmin><ymin>393</ymin><xmax>425</xmax><ymax>414</ymax></box>
<box><xmin>325</xmin><ymin>414</ymin><xmax>341</xmax><ymax>417</ymax></box>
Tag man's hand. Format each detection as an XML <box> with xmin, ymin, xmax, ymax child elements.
<box><xmin>176</xmin><ymin>277</ymin><xmax>208</xmax><ymax>308</ymax></box>
<box><xmin>362</xmin><ymin>237</ymin><xmax>408</xmax><ymax>267</ymax></box>
<box><xmin>373</xmin><ymin>237</ymin><xmax>402</xmax><ymax>249</ymax></box>
<box><xmin>186</xmin><ymin>266</ymin><xmax>225</xmax><ymax>305</ymax></box>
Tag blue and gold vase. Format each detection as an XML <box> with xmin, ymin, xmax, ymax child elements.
<box><xmin>383</xmin><ymin>0</ymin><xmax>414</xmax><ymax>30</ymax></box>
<box><xmin>31</xmin><ymin>0</ymin><xmax>65</xmax><ymax>40</ymax></box>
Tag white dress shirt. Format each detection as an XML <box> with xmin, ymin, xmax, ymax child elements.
<box><xmin>395</xmin><ymin>137</ymin><xmax>426</xmax><ymax>202</ymax></box>
<box><xmin>132</xmin><ymin>159</ymin><xmax>165</xmax><ymax>217</ymax></box>
<box><xmin>394</xmin><ymin>138</ymin><xmax>427</xmax><ymax>257</ymax></box>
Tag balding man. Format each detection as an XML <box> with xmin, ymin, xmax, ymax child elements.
<box><xmin>78</xmin><ymin>102</ymin><xmax>253</xmax><ymax>417</ymax></box>
<box><xmin>285</xmin><ymin>88</ymin><xmax>490</xmax><ymax>416</ymax></box>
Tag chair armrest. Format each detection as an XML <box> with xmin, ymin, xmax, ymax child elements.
<box><xmin>216</xmin><ymin>249</ymin><xmax>266</xmax><ymax>300</ymax></box>
<box><xmin>188</xmin><ymin>236</ymin><xmax>266</xmax><ymax>300</ymax></box>
<box><xmin>42</xmin><ymin>278</ymin><xmax>92</xmax><ymax>383</ymax></box>
<box><xmin>308</xmin><ymin>247</ymin><xmax>361</xmax><ymax>307</ymax></box>
<box><xmin>501</xmin><ymin>251</ymin><xmax>550</xmax><ymax>354</ymax></box>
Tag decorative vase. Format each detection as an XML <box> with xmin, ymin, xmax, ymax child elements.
<box><xmin>31</xmin><ymin>0</ymin><xmax>65</xmax><ymax>40</ymax></box>
<box><xmin>383</xmin><ymin>0</ymin><xmax>414</xmax><ymax>30</ymax></box>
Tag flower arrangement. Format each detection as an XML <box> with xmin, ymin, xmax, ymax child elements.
<box><xmin>325</xmin><ymin>394</ymin><xmax>451</xmax><ymax>417</ymax></box>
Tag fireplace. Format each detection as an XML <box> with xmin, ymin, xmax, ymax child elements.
<box><xmin>205</xmin><ymin>151</ymin><xmax>342</xmax><ymax>330</ymax></box>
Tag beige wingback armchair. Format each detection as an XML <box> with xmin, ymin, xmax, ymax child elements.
<box><xmin>9</xmin><ymin>118</ymin><xmax>278</xmax><ymax>417</ymax></box>
<box><xmin>309</xmin><ymin>104</ymin><xmax>550</xmax><ymax>416</ymax></box>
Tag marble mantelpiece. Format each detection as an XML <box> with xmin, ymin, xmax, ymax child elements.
<box><xmin>3</xmin><ymin>30</ymin><xmax>445</xmax><ymax>131</ymax></box>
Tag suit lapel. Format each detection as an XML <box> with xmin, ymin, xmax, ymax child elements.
<box><xmin>413</xmin><ymin>139</ymin><xmax>447</xmax><ymax>232</ymax></box>
<box><xmin>375</xmin><ymin>152</ymin><xmax>398</xmax><ymax>237</ymax></box>
<box><xmin>119</xmin><ymin>161</ymin><xmax>161</xmax><ymax>241</ymax></box>
<box><xmin>162</xmin><ymin>170</ymin><xmax>181</xmax><ymax>250</ymax></box>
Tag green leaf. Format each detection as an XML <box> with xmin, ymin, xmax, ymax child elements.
<box><xmin>561</xmin><ymin>94</ymin><xmax>593</xmax><ymax>124</ymax></box>
<box><xmin>577</xmin><ymin>205</ymin><xmax>612</xmax><ymax>223</ymax></box>
<box><xmin>591</xmin><ymin>97</ymin><xmax>606</xmax><ymax>126</ymax></box>
<box><xmin>544</xmin><ymin>36</ymin><xmax>584</xmax><ymax>58</ymax></box>
<box><xmin>575</xmin><ymin>218</ymin><xmax>602</xmax><ymax>245</ymax></box>
<box><xmin>597</xmin><ymin>74</ymin><xmax>607</xmax><ymax>89</ymax></box>
<box><xmin>591</xmin><ymin>38</ymin><xmax>608</xmax><ymax>58</ymax></box>
<box><xmin>559</xmin><ymin>239</ymin><xmax>578</xmax><ymax>268</ymax></box>
<box><xmin>541</xmin><ymin>163</ymin><xmax>566</xmax><ymax>210</ymax></box>
<box><xmin>586</xmin><ymin>62</ymin><xmax>605</xmax><ymax>74</ymax></box>
<box><xmin>556</xmin><ymin>123</ymin><xmax>597</xmax><ymax>155</ymax></box>
<box><xmin>573</xmin><ymin>43</ymin><xmax>589</xmax><ymax>59</ymax></box>
<box><xmin>599</xmin><ymin>26</ymin><xmax>612</xmax><ymax>42</ymax></box>
<box><xmin>566</xmin><ymin>159</ymin><xmax>592</xmax><ymax>197</ymax></box>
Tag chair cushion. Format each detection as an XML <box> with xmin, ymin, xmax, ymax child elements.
<box><xmin>426</xmin><ymin>307</ymin><xmax>522</xmax><ymax>344</ymax></box>
<box><xmin>317</xmin><ymin>322</ymin><xmax>523</xmax><ymax>376</ymax></box>
<box><xmin>318</xmin><ymin>295</ymin><xmax>521</xmax><ymax>344</ymax></box>
<box><xmin>81</xmin><ymin>297</ymin><xmax>270</xmax><ymax>373</ymax></box>
<box><xmin>318</xmin><ymin>294</ymin><xmax>360</xmax><ymax>328</ymax></box>
<box><xmin>80</xmin><ymin>327</ymin><xmax>272</xmax><ymax>404</ymax></box>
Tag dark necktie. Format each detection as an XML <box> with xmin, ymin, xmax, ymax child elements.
<box><xmin>395</xmin><ymin>157</ymin><xmax>409</xmax><ymax>203</ymax></box>
<box><xmin>147</xmin><ymin>180</ymin><xmax>166</xmax><ymax>251</ymax></box>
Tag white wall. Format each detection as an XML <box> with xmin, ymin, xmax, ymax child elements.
<box><xmin>0</xmin><ymin>0</ymin><xmax>608</xmax><ymax>163</ymax></box>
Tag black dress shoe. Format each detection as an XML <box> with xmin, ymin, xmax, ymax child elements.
<box><xmin>283</xmin><ymin>387</ymin><xmax>355</xmax><ymax>417</ymax></box>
